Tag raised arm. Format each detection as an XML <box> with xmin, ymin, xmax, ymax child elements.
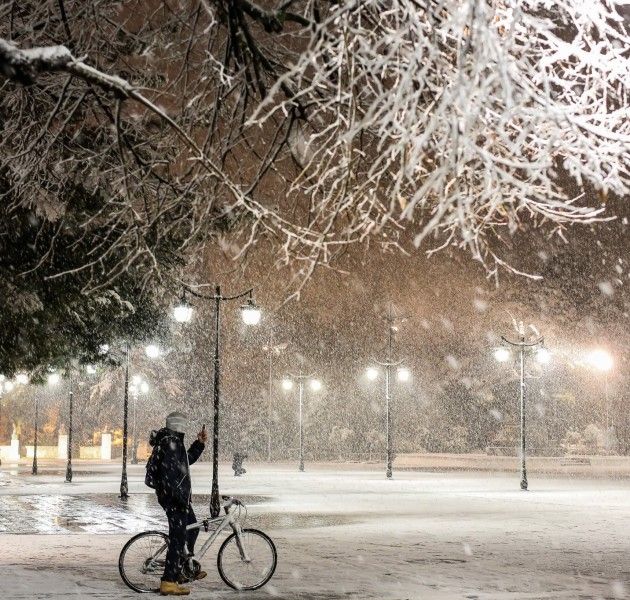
<box><xmin>187</xmin><ymin>439</ymin><xmax>205</xmax><ymax>465</ymax></box>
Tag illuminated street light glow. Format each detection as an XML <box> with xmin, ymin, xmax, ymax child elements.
<box><xmin>310</xmin><ymin>379</ymin><xmax>322</xmax><ymax>392</ymax></box>
<box><xmin>145</xmin><ymin>344</ymin><xmax>161</xmax><ymax>359</ymax></box>
<box><xmin>282</xmin><ymin>378</ymin><xmax>294</xmax><ymax>391</ymax></box>
<box><xmin>4</xmin><ymin>380</ymin><xmax>14</xmax><ymax>392</ymax></box>
<box><xmin>536</xmin><ymin>348</ymin><xmax>552</xmax><ymax>365</ymax></box>
<box><xmin>15</xmin><ymin>373</ymin><xmax>29</xmax><ymax>385</ymax></box>
<box><xmin>587</xmin><ymin>349</ymin><xmax>613</xmax><ymax>372</ymax></box>
<box><xmin>140</xmin><ymin>381</ymin><xmax>149</xmax><ymax>394</ymax></box>
<box><xmin>131</xmin><ymin>374</ymin><xmax>143</xmax><ymax>386</ymax></box>
<box><xmin>173</xmin><ymin>303</ymin><xmax>193</xmax><ymax>323</ymax></box>
<box><xmin>366</xmin><ymin>367</ymin><xmax>379</xmax><ymax>381</ymax></box>
<box><xmin>241</xmin><ymin>299</ymin><xmax>262</xmax><ymax>326</ymax></box>
<box><xmin>397</xmin><ymin>367</ymin><xmax>411</xmax><ymax>382</ymax></box>
<box><xmin>494</xmin><ymin>347</ymin><xmax>511</xmax><ymax>363</ymax></box>
<box><xmin>47</xmin><ymin>372</ymin><xmax>61</xmax><ymax>386</ymax></box>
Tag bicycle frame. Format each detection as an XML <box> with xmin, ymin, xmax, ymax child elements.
<box><xmin>143</xmin><ymin>502</ymin><xmax>250</xmax><ymax>573</ymax></box>
<box><xmin>186</xmin><ymin>505</ymin><xmax>250</xmax><ymax>562</ymax></box>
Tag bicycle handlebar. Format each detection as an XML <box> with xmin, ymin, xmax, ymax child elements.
<box><xmin>220</xmin><ymin>495</ymin><xmax>243</xmax><ymax>512</ymax></box>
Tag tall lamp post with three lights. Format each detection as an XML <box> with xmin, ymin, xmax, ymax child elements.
<box><xmin>282</xmin><ymin>373</ymin><xmax>322</xmax><ymax>472</ymax></box>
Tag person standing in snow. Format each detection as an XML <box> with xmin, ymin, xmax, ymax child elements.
<box><xmin>232</xmin><ymin>451</ymin><xmax>247</xmax><ymax>476</ymax></box>
<box><xmin>149</xmin><ymin>412</ymin><xmax>207</xmax><ymax>596</ymax></box>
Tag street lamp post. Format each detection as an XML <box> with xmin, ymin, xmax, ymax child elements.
<box><xmin>173</xmin><ymin>285</ymin><xmax>261</xmax><ymax>518</ymax></box>
<box><xmin>67</xmin><ymin>364</ymin><xmax>97</xmax><ymax>482</ymax></box>
<box><xmin>120</xmin><ymin>343</ymin><xmax>131</xmax><ymax>499</ymax></box>
<box><xmin>262</xmin><ymin>332</ymin><xmax>287</xmax><ymax>462</ymax></box>
<box><xmin>103</xmin><ymin>342</ymin><xmax>158</xmax><ymax>500</ymax></box>
<box><xmin>367</xmin><ymin>304</ymin><xmax>408</xmax><ymax>479</ymax></box>
<box><xmin>0</xmin><ymin>378</ymin><xmax>5</xmax><ymax>467</ymax></box>
<box><xmin>497</xmin><ymin>323</ymin><xmax>545</xmax><ymax>491</ymax></box>
<box><xmin>131</xmin><ymin>381</ymin><xmax>139</xmax><ymax>465</ymax></box>
<box><xmin>32</xmin><ymin>393</ymin><xmax>39</xmax><ymax>475</ymax></box>
<box><xmin>34</xmin><ymin>372</ymin><xmax>59</xmax><ymax>474</ymax></box>
<box><xmin>65</xmin><ymin>373</ymin><xmax>74</xmax><ymax>483</ymax></box>
<box><xmin>282</xmin><ymin>373</ymin><xmax>321</xmax><ymax>471</ymax></box>
<box><xmin>267</xmin><ymin>340</ymin><xmax>273</xmax><ymax>462</ymax></box>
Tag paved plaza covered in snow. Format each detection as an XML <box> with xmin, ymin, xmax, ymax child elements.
<box><xmin>0</xmin><ymin>462</ymin><xmax>628</xmax><ymax>599</ymax></box>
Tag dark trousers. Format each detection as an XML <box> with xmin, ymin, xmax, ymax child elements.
<box><xmin>161</xmin><ymin>503</ymin><xmax>199</xmax><ymax>582</ymax></box>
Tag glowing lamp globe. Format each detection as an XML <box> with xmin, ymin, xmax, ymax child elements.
<box><xmin>397</xmin><ymin>367</ymin><xmax>411</xmax><ymax>382</ymax></box>
<box><xmin>282</xmin><ymin>379</ymin><xmax>294</xmax><ymax>391</ymax></box>
<box><xmin>173</xmin><ymin>303</ymin><xmax>193</xmax><ymax>323</ymax></box>
<box><xmin>366</xmin><ymin>367</ymin><xmax>379</xmax><ymax>381</ymax></box>
<box><xmin>241</xmin><ymin>299</ymin><xmax>262</xmax><ymax>326</ymax></box>
<box><xmin>588</xmin><ymin>349</ymin><xmax>613</xmax><ymax>372</ymax></box>
<box><xmin>47</xmin><ymin>372</ymin><xmax>61</xmax><ymax>386</ymax></box>
<box><xmin>15</xmin><ymin>373</ymin><xmax>29</xmax><ymax>385</ymax></box>
<box><xmin>536</xmin><ymin>348</ymin><xmax>552</xmax><ymax>365</ymax></box>
<box><xmin>494</xmin><ymin>347</ymin><xmax>511</xmax><ymax>363</ymax></box>
<box><xmin>140</xmin><ymin>381</ymin><xmax>150</xmax><ymax>394</ymax></box>
<box><xmin>310</xmin><ymin>379</ymin><xmax>322</xmax><ymax>392</ymax></box>
<box><xmin>4</xmin><ymin>380</ymin><xmax>15</xmax><ymax>392</ymax></box>
<box><xmin>145</xmin><ymin>344</ymin><xmax>161</xmax><ymax>359</ymax></box>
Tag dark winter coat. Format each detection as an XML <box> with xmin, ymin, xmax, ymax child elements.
<box><xmin>150</xmin><ymin>427</ymin><xmax>204</xmax><ymax>509</ymax></box>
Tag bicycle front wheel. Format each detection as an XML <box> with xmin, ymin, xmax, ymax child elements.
<box><xmin>119</xmin><ymin>530</ymin><xmax>169</xmax><ymax>593</ymax></box>
<box><xmin>217</xmin><ymin>528</ymin><xmax>277</xmax><ymax>590</ymax></box>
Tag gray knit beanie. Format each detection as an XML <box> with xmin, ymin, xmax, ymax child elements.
<box><xmin>166</xmin><ymin>411</ymin><xmax>188</xmax><ymax>433</ymax></box>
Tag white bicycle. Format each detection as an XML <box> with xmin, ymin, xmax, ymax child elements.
<box><xmin>119</xmin><ymin>496</ymin><xmax>277</xmax><ymax>592</ymax></box>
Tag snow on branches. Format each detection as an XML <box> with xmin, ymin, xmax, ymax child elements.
<box><xmin>252</xmin><ymin>0</ymin><xmax>630</xmax><ymax>275</ymax></box>
<box><xmin>0</xmin><ymin>0</ymin><xmax>628</xmax><ymax>292</ymax></box>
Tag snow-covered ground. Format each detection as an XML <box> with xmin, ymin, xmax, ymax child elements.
<box><xmin>1</xmin><ymin>461</ymin><xmax>629</xmax><ymax>599</ymax></box>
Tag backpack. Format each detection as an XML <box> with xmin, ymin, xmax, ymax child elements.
<box><xmin>144</xmin><ymin>430</ymin><xmax>162</xmax><ymax>489</ymax></box>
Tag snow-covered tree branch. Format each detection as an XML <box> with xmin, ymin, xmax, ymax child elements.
<box><xmin>1</xmin><ymin>0</ymin><xmax>629</xmax><ymax>372</ymax></box>
<box><xmin>251</xmin><ymin>0</ymin><xmax>630</xmax><ymax>274</ymax></box>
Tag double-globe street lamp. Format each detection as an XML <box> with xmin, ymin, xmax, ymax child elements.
<box><xmin>5</xmin><ymin>366</ymin><xmax>96</xmax><ymax>481</ymax></box>
<box><xmin>1</xmin><ymin>372</ymin><xmax>64</xmax><ymax>475</ymax></box>
<box><xmin>367</xmin><ymin>303</ymin><xmax>409</xmax><ymax>479</ymax></box>
<box><xmin>173</xmin><ymin>286</ymin><xmax>261</xmax><ymax>518</ymax></box>
<box><xmin>494</xmin><ymin>324</ymin><xmax>548</xmax><ymax>491</ymax></box>
<box><xmin>262</xmin><ymin>331</ymin><xmax>288</xmax><ymax>462</ymax></box>
<box><xmin>282</xmin><ymin>373</ymin><xmax>322</xmax><ymax>472</ymax></box>
<box><xmin>31</xmin><ymin>371</ymin><xmax>62</xmax><ymax>475</ymax></box>
<box><xmin>65</xmin><ymin>367</ymin><xmax>89</xmax><ymax>484</ymax></box>
<box><xmin>99</xmin><ymin>342</ymin><xmax>159</xmax><ymax>499</ymax></box>
<box><xmin>366</xmin><ymin>364</ymin><xmax>410</xmax><ymax>479</ymax></box>
<box><xmin>63</xmin><ymin>364</ymin><xmax>99</xmax><ymax>483</ymax></box>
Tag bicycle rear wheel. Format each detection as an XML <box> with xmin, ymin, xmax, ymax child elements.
<box><xmin>217</xmin><ymin>528</ymin><xmax>277</xmax><ymax>590</ymax></box>
<box><xmin>119</xmin><ymin>530</ymin><xmax>168</xmax><ymax>593</ymax></box>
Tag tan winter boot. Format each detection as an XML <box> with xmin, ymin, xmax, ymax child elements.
<box><xmin>159</xmin><ymin>581</ymin><xmax>191</xmax><ymax>596</ymax></box>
